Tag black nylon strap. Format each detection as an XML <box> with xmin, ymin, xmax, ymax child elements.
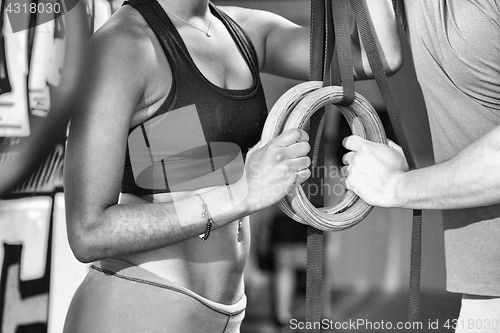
<box><xmin>305</xmin><ymin>227</ymin><xmax>324</xmax><ymax>333</ymax></box>
<box><xmin>305</xmin><ymin>1</ymin><xmax>327</xmax><ymax>331</ymax></box>
<box><xmin>323</xmin><ymin>0</ymin><xmax>336</xmax><ymax>86</ymax></box>
<box><xmin>330</xmin><ymin>0</ymin><xmax>355</xmax><ymax>106</ymax></box>
<box><xmin>309</xmin><ymin>0</ymin><xmax>326</xmax><ymax>82</ymax></box>
<box><xmin>350</xmin><ymin>1</ymin><xmax>422</xmax><ymax>331</ymax></box>
<box><xmin>306</xmin><ymin>1</ymin><xmax>355</xmax><ymax>331</ymax></box>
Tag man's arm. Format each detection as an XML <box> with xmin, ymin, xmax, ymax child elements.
<box><xmin>342</xmin><ymin>125</ymin><xmax>500</xmax><ymax>209</ymax></box>
<box><xmin>224</xmin><ymin>0</ymin><xmax>402</xmax><ymax>81</ymax></box>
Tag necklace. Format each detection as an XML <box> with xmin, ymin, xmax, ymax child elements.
<box><xmin>162</xmin><ymin>5</ymin><xmax>214</xmax><ymax>38</ymax></box>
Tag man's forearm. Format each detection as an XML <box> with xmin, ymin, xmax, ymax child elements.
<box><xmin>395</xmin><ymin>126</ymin><xmax>500</xmax><ymax>210</ymax></box>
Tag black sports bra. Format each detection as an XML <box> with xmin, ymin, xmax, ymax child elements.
<box><xmin>121</xmin><ymin>0</ymin><xmax>268</xmax><ymax>194</ymax></box>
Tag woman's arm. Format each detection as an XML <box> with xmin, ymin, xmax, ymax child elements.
<box><xmin>225</xmin><ymin>0</ymin><xmax>402</xmax><ymax>81</ymax></box>
<box><xmin>64</xmin><ymin>16</ymin><xmax>311</xmax><ymax>263</ymax></box>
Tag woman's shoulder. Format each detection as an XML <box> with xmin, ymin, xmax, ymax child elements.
<box><xmin>87</xmin><ymin>5</ymin><xmax>172</xmax><ymax>125</ymax></box>
<box><xmin>89</xmin><ymin>6</ymin><xmax>157</xmax><ymax>59</ymax></box>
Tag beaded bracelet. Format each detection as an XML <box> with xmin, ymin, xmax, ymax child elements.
<box><xmin>196</xmin><ymin>194</ymin><xmax>214</xmax><ymax>241</ymax></box>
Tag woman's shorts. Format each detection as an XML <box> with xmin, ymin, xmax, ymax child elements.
<box><xmin>63</xmin><ymin>259</ymin><xmax>247</xmax><ymax>333</ymax></box>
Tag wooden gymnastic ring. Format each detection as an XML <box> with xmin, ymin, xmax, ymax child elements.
<box><xmin>260</xmin><ymin>81</ymin><xmax>386</xmax><ymax>231</ymax></box>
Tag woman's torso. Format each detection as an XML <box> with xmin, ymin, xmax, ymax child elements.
<box><xmin>109</xmin><ymin>0</ymin><xmax>268</xmax><ymax>305</ymax></box>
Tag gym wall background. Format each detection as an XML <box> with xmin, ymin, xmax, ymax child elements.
<box><xmin>0</xmin><ymin>1</ymin><xmax>114</xmax><ymax>332</ymax></box>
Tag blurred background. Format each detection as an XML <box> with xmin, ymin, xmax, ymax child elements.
<box><xmin>0</xmin><ymin>0</ymin><xmax>461</xmax><ymax>332</ymax></box>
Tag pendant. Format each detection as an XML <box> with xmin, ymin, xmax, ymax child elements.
<box><xmin>206</xmin><ymin>32</ymin><xmax>211</xmax><ymax>38</ymax></box>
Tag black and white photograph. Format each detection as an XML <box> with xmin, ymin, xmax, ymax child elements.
<box><xmin>0</xmin><ymin>0</ymin><xmax>499</xmax><ymax>332</ymax></box>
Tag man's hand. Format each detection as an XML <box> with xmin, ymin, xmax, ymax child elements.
<box><xmin>342</xmin><ymin>135</ymin><xmax>409</xmax><ymax>207</ymax></box>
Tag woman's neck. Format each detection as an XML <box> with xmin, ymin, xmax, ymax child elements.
<box><xmin>156</xmin><ymin>0</ymin><xmax>210</xmax><ymax>18</ymax></box>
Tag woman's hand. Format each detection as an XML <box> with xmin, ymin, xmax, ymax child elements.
<box><xmin>237</xmin><ymin>129</ymin><xmax>311</xmax><ymax>212</ymax></box>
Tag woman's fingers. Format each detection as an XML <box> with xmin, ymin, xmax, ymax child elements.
<box><xmin>272</xmin><ymin>129</ymin><xmax>309</xmax><ymax>147</ymax></box>
<box><xmin>287</xmin><ymin>141</ymin><xmax>311</xmax><ymax>158</ymax></box>
<box><xmin>293</xmin><ymin>156</ymin><xmax>312</xmax><ymax>170</ymax></box>
<box><xmin>295</xmin><ymin>168</ymin><xmax>311</xmax><ymax>185</ymax></box>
